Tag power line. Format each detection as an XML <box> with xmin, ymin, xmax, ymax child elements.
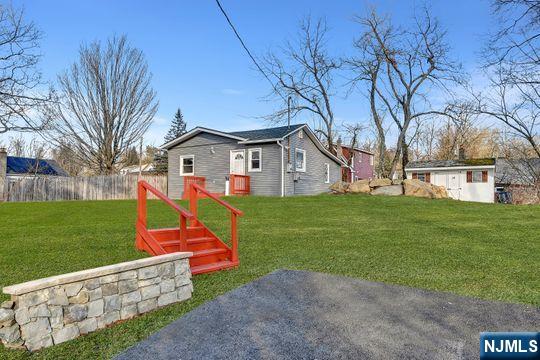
<box><xmin>214</xmin><ymin>0</ymin><xmax>286</xmax><ymax>101</ymax></box>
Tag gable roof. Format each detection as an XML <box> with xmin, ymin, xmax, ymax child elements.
<box><xmin>406</xmin><ymin>158</ymin><xmax>496</xmax><ymax>170</ymax></box>
<box><xmin>230</xmin><ymin>124</ymin><xmax>305</xmax><ymax>142</ymax></box>
<box><xmin>7</xmin><ymin>156</ymin><xmax>69</xmax><ymax>176</ymax></box>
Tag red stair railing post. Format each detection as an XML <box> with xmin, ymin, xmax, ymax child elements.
<box><xmin>136</xmin><ymin>181</ymin><xmax>147</xmax><ymax>250</ymax></box>
<box><xmin>179</xmin><ymin>214</ymin><xmax>188</xmax><ymax>251</ymax></box>
<box><xmin>189</xmin><ymin>183</ymin><xmax>198</xmax><ymax>227</ymax></box>
<box><xmin>231</xmin><ymin>212</ymin><xmax>238</xmax><ymax>262</ymax></box>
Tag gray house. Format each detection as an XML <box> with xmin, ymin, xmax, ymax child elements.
<box><xmin>162</xmin><ymin>124</ymin><xmax>343</xmax><ymax>198</ymax></box>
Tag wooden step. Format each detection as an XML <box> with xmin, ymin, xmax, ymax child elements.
<box><xmin>187</xmin><ymin>236</ymin><xmax>218</xmax><ymax>251</ymax></box>
<box><xmin>190</xmin><ymin>260</ymin><xmax>239</xmax><ymax>275</ymax></box>
<box><xmin>190</xmin><ymin>248</ymin><xmax>229</xmax><ymax>267</ymax></box>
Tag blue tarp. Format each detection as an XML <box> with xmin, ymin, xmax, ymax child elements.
<box><xmin>6</xmin><ymin>156</ymin><xmax>68</xmax><ymax>176</ymax></box>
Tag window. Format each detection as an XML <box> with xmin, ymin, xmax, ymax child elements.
<box><xmin>295</xmin><ymin>148</ymin><xmax>306</xmax><ymax>172</ymax></box>
<box><xmin>324</xmin><ymin>163</ymin><xmax>330</xmax><ymax>183</ymax></box>
<box><xmin>248</xmin><ymin>148</ymin><xmax>262</xmax><ymax>172</ymax></box>
<box><xmin>370</xmin><ymin>155</ymin><xmax>374</xmax><ymax>166</ymax></box>
<box><xmin>298</xmin><ymin>130</ymin><xmax>304</xmax><ymax>139</ymax></box>
<box><xmin>417</xmin><ymin>173</ymin><xmax>427</xmax><ymax>182</ymax></box>
<box><xmin>412</xmin><ymin>172</ymin><xmax>431</xmax><ymax>183</ymax></box>
<box><xmin>468</xmin><ymin>170</ymin><xmax>487</xmax><ymax>183</ymax></box>
<box><xmin>180</xmin><ymin>155</ymin><xmax>194</xmax><ymax>176</ymax></box>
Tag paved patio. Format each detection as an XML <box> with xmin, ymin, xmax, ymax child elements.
<box><xmin>115</xmin><ymin>270</ymin><xmax>540</xmax><ymax>360</ymax></box>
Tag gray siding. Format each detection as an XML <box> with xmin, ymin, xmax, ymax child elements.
<box><xmin>167</xmin><ymin>133</ymin><xmax>281</xmax><ymax>198</ymax></box>
<box><xmin>283</xmin><ymin>130</ymin><xmax>341</xmax><ymax>196</ymax></box>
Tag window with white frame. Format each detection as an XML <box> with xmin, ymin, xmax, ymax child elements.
<box><xmin>324</xmin><ymin>163</ymin><xmax>330</xmax><ymax>183</ymax></box>
<box><xmin>295</xmin><ymin>148</ymin><xmax>306</xmax><ymax>172</ymax></box>
<box><xmin>472</xmin><ymin>170</ymin><xmax>483</xmax><ymax>183</ymax></box>
<box><xmin>248</xmin><ymin>148</ymin><xmax>262</xmax><ymax>172</ymax></box>
<box><xmin>370</xmin><ymin>155</ymin><xmax>374</xmax><ymax>166</ymax></box>
<box><xmin>180</xmin><ymin>155</ymin><xmax>194</xmax><ymax>176</ymax></box>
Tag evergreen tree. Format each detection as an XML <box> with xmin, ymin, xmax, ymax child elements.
<box><xmin>164</xmin><ymin>108</ymin><xmax>187</xmax><ymax>142</ymax></box>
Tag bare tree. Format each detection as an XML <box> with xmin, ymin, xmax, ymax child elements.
<box><xmin>262</xmin><ymin>17</ymin><xmax>340</xmax><ymax>154</ymax></box>
<box><xmin>0</xmin><ymin>4</ymin><xmax>50</xmax><ymax>134</ymax></box>
<box><xmin>342</xmin><ymin>122</ymin><xmax>368</xmax><ymax>167</ymax></box>
<box><xmin>46</xmin><ymin>36</ymin><xmax>158</xmax><ymax>174</ymax></box>
<box><xmin>350</xmin><ymin>8</ymin><xmax>462</xmax><ymax>179</ymax></box>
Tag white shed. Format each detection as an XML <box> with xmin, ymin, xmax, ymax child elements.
<box><xmin>405</xmin><ymin>159</ymin><xmax>496</xmax><ymax>203</ymax></box>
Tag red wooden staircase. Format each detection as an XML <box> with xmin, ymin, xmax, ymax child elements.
<box><xmin>135</xmin><ymin>181</ymin><xmax>243</xmax><ymax>275</ymax></box>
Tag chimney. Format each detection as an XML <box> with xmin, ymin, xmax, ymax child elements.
<box><xmin>458</xmin><ymin>147</ymin><xmax>466</xmax><ymax>160</ymax></box>
<box><xmin>0</xmin><ymin>147</ymin><xmax>7</xmax><ymax>201</ymax></box>
<box><xmin>336</xmin><ymin>137</ymin><xmax>343</xmax><ymax>158</ymax></box>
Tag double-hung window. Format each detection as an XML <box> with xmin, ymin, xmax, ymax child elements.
<box><xmin>248</xmin><ymin>148</ymin><xmax>262</xmax><ymax>172</ymax></box>
<box><xmin>180</xmin><ymin>155</ymin><xmax>194</xmax><ymax>176</ymax></box>
<box><xmin>295</xmin><ymin>148</ymin><xmax>306</xmax><ymax>172</ymax></box>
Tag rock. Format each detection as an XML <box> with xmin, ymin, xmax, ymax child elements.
<box><xmin>329</xmin><ymin>180</ymin><xmax>349</xmax><ymax>194</ymax></box>
<box><xmin>120</xmin><ymin>304</ymin><xmax>138</xmax><ymax>320</ymax></box>
<box><xmin>88</xmin><ymin>288</ymin><xmax>103</xmax><ymax>301</ymax></box>
<box><xmin>157</xmin><ymin>263</ymin><xmax>175</xmax><ymax>279</ymax></box>
<box><xmin>118</xmin><ymin>279</ymin><xmax>138</xmax><ymax>294</ymax></box>
<box><xmin>157</xmin><ymin>292</ymin><xmax>177</xmax><ymax>307</ymax></box>
<box><xmin>103</xmin><ymin>295</ymin><xmax>121</xmax><ymax>313</ymax></box>
<box><xmin>14</xmin><ymin>308</ymin><xmax>30</xmax><ymax>325</ymax></box>
<box><xmin>138</xmin><ymin>277</ymin><xmax>161</xmax><ymax>287</ymax></box>
<box><xmin>140</xmin><ymin>285</ymin><xmax>160</xmax><ymax>300</ymax></box>
<box><xmin>0</xmin><ymin>308</ymin><xmax>14</xmax><ymax>323</ymax></box>
<box><xmin>20</xmin><ymin>318</ymin><xmax>51</xmax><ymax>340</ymax></box>
<box><xmin>49</xmin><ymin>306</ymin><xmax>63</xmax><ymax>330</ymax></box>
<box><xmin>101</xmin><ymin>283</ymin><xmax>118</xmax><ymax>296</ymax></box>
<box><xmin>52</xmin><ymin>324</ymin><xmax>79</xmax><ymax>345</ymax></box>
<box><xmin>78</xmin><ymin>318</ymin><xmax>97</xmax><ymax>335</ymax></box>
<box><xmin>369</xmin><ymin>178</ymin><xmax>392</xmax><ymax>188</ymax></box>
<box><xmin>138</xmin><ymin>266</ymin><xmax>158</xmax><ymax>280</ymax></box>
<box><xmin>0</xmin><ymin>323</ymin><xmax>20</xmax><ymax>343</ymax></box>
<box><xmin>69</xmin><ymin>290</ymin><xmax>89</xmax><ymax>304</ymax></box>
<box><xmin>177</xmin><ymin>285</ymin><xmax>192</xmax><ymax>302</ymax></box>
<box><xmin>97</xmin><ymin>311</ymin><xmax>119</xmax><ymax>328</ymax></box>
<box><xmin>348</xmin><ymin>180</ymin><xmax>371</xmax><ymax>194</ymax></box>
<box><xmin>3</xmin><ymin>339</ymin><xmax>24</xmax><ymax>349</ymax></box>
<box><xmin>121</xmin><ymin>290</ymin><xmax>141</xmax><ymax>306</ymax></box>
<box><xmin>87</xmin><ymin>299</ymin><xmax>104</xmax><ymax>317</ymax></box>
<box><xmin>24</xmin><ymin>334</ymin><xmax>53</xmax><ymax>352</ymax></box>
<box><xmin>118</xmin><ymin>270</ymin><xmax>137</xmax><ymax>280</ymax></box>
<box><xmin>99</xmin><ymin>274</ymin><xmax>119</xmax><ymax>284</ymax></box>
<box><xmin>392</xmin><ymin>179</ymin><xmax>402</xmax><ymax>185</ymax></box>
<box><xmin>137</xmin><ymin>298</ymin><xmax>157</xmax><ymax>314</ymax></box>
<box><xmin>47</xmin><ymin>287</ymin><xmax>69</xmax><ymax>306</ymax></box>
<box><xmin>18</xmin><ymin>291</ymin><xmax>48</xmax><ymax>308</ymax></box>
<box><xmin>64</xmin><ymin>304</ymin><xmax>87</xmax><ymax>324</ymax></box>
<box><xmin>403</xmin><ymin>179</ymin><xmax>448</xmax><ymax>199</ymax></box>
<box><xmin>0</xmin><ymin>318</ymin><xmax>15</xmax><ymax>328</ymax></box>
<box><xmin>175</xmin><ymin>275</ymin><xmax>191</xmax><ymax>288</ymax></box>
<box><xmin>371</xmin><ymin>185</ymin><xmax>403</xmax><ymax>196</ymax></box>
<box><xmin>64</xmin><ymin>283</ymin><xmax>83</xmax><ymax>297</ymax></box>
<box><xmin>1</xmin><ymin>301</ymin><xmax>14</xmax><ymax>309</ymax></box>
<box><xmin>83</xmin><ymin>278</ymin><xmax>100</xmax><ymax>290</ymax></box>
<box><xmin>28</xmin><ymin>303</ymin><xmax>51</xmax><ymax>318</ymax></box>
<box><xmin>174</xmin><ymin>260</ymin><xmax>190</xmax><ymax>277</ymax></box>
<box><xmin>160</xmin><ymin>279</ymin><xmax>175</xmax><ymax>294</ymax></box>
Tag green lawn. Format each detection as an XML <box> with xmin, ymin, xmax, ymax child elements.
<box><xmin>0</xmin><ymin>194</ymin><xmax>539</xmax><ymax>359</ymax></box>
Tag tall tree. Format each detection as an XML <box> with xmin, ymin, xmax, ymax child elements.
<box><xmin>45</xmin><ymin>35</ymin><xmax>158</xmax><ymax>174</ymax></box>
<box><xmin>262</xmin><ymin>17</ymin><xmax>340</xmax><ymax>154</ymax></box>
<box><xmin>350</xmin><ymin>8</ymin><xmax>462</xmax><ymax>178</ymax></box>
<box><xmin>164</xmin><ymin>108</ymin><xmax>187</xmax><ymax>143</ymax></box>
<box><xmin>0</xmin><ymin>4</ymin><xmax>50</xmax><ymax>134</ymax></box>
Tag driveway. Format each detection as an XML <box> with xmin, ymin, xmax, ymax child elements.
<box><xmin>115</xmin><ymin>270</ymin><xmax>540</xmax><ymax>359</ymax></box>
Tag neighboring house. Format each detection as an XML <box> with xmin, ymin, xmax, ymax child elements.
<box><xmin>334</xmin><ymin>142</ymin><xmax>374</xmax><ymax>182</ymax></box>
<box><xmin>405</xmin><ymin>158</ymin><xmax>496</xmax><ymax>203</ymax></box>
<box><xmin>119</xmin><ymin>163</ymin><xmax>155</xmax><ymax>175</ymax></box>
<box><xmin>3</xmin><ymin>154</ymin><xmax>69</xmax><ymax>178</ymax></box>
<box><xmin>161</xmin><ymin>124</ymin><xmax>344</xmax><ymax>198</ymax></box>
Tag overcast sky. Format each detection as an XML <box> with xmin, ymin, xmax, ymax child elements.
<box><xmin>3</xmin><ymin>0</ymin><xmax>495</xmax><ymax>148</ymax></box>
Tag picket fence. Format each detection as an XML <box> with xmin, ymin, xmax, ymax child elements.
<box><xmin>3</xmin><ymin>174</ymin><xmax>167</xmax><ymax>202</ymax></box>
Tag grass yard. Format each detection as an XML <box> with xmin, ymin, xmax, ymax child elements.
<box><xmin>0</xmin><ymin>194</ymin><xmax>539</xmax><ymax>359</ymax></box>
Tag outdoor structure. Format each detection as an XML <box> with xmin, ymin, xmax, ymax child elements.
<box><xmin>333</xmin><ymin>141</ymin><xmax>374</xmax><ymax>182</ymax></box>
<box><xmin>494</xmin><ymin>158</ymin><xmax>540</xmax><ymax>204</ymax></box>
<box><xmin>161</xmin><ymin>124</ymin><xmax>344</xmax><ymax>198</ymax></box>
<box><xmin>405</xmin><ymin>159</ymin><xmax>496</xmax><ymax>203</ymax></box>
<box><xmin>0</xmin><ymin>253</ymin><xmax>193</xmax><ymax>351</ymax></box>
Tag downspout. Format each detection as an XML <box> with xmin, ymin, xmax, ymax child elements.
<box><xmin>277</xmin><ymin>140</ymin><xmax>285</xmax><ymax>197</ymax></box>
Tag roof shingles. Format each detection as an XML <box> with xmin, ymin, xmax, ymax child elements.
<box><xmin>228</xmin><ymin>124</ymin><xmax>305</xmax><ymax>141</ymax></box>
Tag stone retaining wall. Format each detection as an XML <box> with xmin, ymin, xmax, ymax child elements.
<box><xmin>0</xmin><ymin>252</ymin><xmax>193</xmax><ymax>351</ymax></box>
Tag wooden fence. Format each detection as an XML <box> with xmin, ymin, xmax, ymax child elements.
<box><xmin>3</xmin><ymin>174</ymin><xmax>167</xmax><ymax>202</ymax></box>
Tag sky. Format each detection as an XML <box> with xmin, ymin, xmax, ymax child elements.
<box><xmin>4</xmin><ymin>0</ymin><xmax>495</xmax><ymax>148</ymax></box>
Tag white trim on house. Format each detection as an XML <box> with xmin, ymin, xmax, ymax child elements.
<box><xmin>295</xmin><ymin>148</ymin><xmax>306</xmax><ymax>172</ymax></box>
<box><xmin>162</xmin><ymin>127</ymin><xmax>247</xmax><ymax>149</ymax></box>
<box><xmin>406</xmin><ymin>165</ymin><xmax>495</xmax><ymax>172</ymax></box>
<box><xmin>179</xmin><ymin>155</ymin><xmax>194</xmax><ymax>176</ymax></box>
<box><xmin>248</xmin><ymin>148</ymin><xmax>262</xmax><ymax>172</ymax></box>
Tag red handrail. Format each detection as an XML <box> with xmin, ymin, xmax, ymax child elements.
<box><xmin>189</xmin><ymin>183</ymin><xmax>243</xmax><ymax>262</ymax></box>
<box><xmin>183</xmin><ymin>176</ymin><xmax>206</xmax><ymax>199</ymax></box>
<box><xmin>137</xmin><ymin>181</ymin><xmax>193</xmax><ymax>253</ymax></box>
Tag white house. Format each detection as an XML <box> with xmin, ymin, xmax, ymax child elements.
<box><xmin>405</xmin><ymin>159</ymin><xmax>496</xmax><ymax>203</ymax></box>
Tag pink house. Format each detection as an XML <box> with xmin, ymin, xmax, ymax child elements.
<box><xmin>337</xmin><ymin>144</ymin><xmax>375</xmax><ymax>182</ymax></box>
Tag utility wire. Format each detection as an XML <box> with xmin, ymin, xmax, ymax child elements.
<box><xmin>214</xmin><ymin>0</ymin><xmax>287</xmax><ymax>101</ymax></box>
